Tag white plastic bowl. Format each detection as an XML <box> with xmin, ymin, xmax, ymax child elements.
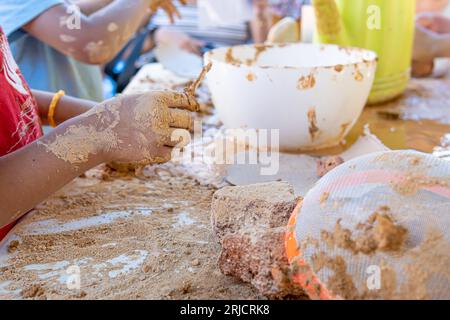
<box><xmin>204</xmin><ymin>43</ymin><xmax>377</xmax><ymax>151</ymax></box>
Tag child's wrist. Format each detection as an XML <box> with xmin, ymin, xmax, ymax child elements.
<box><xmin>53</xmin><ymin>116</ymin><xmax>111</xmax><ymax>166</ymax></box>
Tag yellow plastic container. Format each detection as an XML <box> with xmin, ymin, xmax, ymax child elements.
<box><xmin>313</xmin><ymin>0</ymin><xmax>416</xmax><ymax>104</ymax></box>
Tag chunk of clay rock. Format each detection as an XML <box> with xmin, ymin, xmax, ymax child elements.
<box><xmin>211</xmin><ymin>182</ymin><xmax>307</xmax><ymax>299</ymax></box>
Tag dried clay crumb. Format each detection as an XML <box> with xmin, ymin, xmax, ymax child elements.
<box><xmin>7</xmin><ymin>240</ymin><xmax>19</xmax><ymax>253</ymax></box>
<box><xmin>21</xmin><ymin>284</ymin><xmax>46</xmax><ymax>299</ymax></box>
<box><xmin>316</xmin><ymin>156</ymin><xmax>344</xmax><ymax>177</ymax></box>
<box><xmin>321</xmin><ymin>206</ymin><xmax>408</xmax><ymax>255</ymax></box>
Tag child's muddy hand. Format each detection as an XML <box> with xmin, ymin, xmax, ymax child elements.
<box><xmin>92</xmin><ymin>91</ymin><xmax>194</xmax><ymax>166</ymax></box>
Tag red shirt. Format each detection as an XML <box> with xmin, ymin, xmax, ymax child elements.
<box><xmin>0</xmin><ymin>27</ymin><xmax>42</xmax><ymax>240</ymax></box>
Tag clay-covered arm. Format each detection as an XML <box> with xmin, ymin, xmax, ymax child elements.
<box><xmin>32</xmin><ymin>90</ymin><xmax>97</xmax><ymax>126</ymax></box>
<box><xmin>22</xmin><ymin>0</ymin><xmax>183</xmax><ymax>65</ymax></box>
<box><xmin>21</xmin><ymin>0</ymin><xmax>153</xmax><ymax>65</ymax></box>
<box><xmin>0</xmin><ymin>115</ymin><xmax>106</xmax><ymax>228</ymax></box>
<box><xmin>0</xmin><ymin>91</ymin><xmax>194</xmax><ymax>228</ymax></box>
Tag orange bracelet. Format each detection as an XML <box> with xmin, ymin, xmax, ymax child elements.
<box><xmin>48</xmin><ymin>90</ymin><xmax>65</xmax><ymax>128</ymax></box>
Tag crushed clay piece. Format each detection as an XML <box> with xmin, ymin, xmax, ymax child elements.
<box><xmin>316</xmin><ymin>156</ymin><xmax>344</xmax><ymax>177</ymax></box>
<box><xmin>211</xmin><ymin>182</ymin><xmax>306</xmax><ymax>299</ymax></box>
<box><xmin>7</xmin><ymin>240</ymin><xmax>20</xmax><ymax>253</ymax></box>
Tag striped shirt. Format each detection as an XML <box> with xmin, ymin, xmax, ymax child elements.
<box><xmin>152</xmin><ymin>3</ymin><xmax>251</xmax><ymax>46</ymax></box>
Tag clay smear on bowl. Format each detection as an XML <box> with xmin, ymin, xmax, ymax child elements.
<box><xmin>334</xmin><ymin>64</ymin><xmax>344</xmax><ymax>72</ymax></box>
<box><xmin>307</xmin><ymin>108</ymin><xmax>320</xmax><ymax>141</ymax></box>
<box><xmin>225</xmin><ymin>45</ymin><xmax>271</xmax><ymax>67</ymax></box>
<box><xmin>246</xmin><ymin>73</ymin><xmax>256</xmax><ymax>82</ymax></box>
<box><xmin>297</xmin><ymin>74</ymin><xmax>316</xmax><ymax>90</ymax></box>
<box><xmin>225</xmin><ymin>48</ymin><xmax>241</xmax><ymax>66</ymax></box>
<box><xmin>354</xmin><ymin>65</ymin><xmax>364</xmax><ymax>82</ymax></box>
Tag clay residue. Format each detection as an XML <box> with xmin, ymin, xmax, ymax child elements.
<box><xmin>246</xmin><ymin>73</ymin><xmax>256</xmax><ymax>82</ymax></box>
<box><xmin>307</xmin><ymin>108</ymin><xmax>319</xmax><ymax>141</ymax></box>
<box><xmin>253</xmin><ymin>44</ymin><xmax>268</xmax><ymax>63</ymax></box>
<box><xmin>316</xmin><ymin>156</ymin><xmax>344</xmax><ymax>177</ymax></box>
<box><xmin>225</xmin><ymin>48</ymin><xmax>241</xmax><ymax>65</ymax></box>
<box><xmin>354</xmin><ymin>71</ymin><xmax>363</xmax><ymax>82</ymax></box>
<box><xmin>0</xmin><ymin>163</ymin><xmax>261</xmax><ymax>300</ymax></box>
<box><xmin>321</xmin><ymin>206</ymin><xmax>408</xmax><ymax>255</ymax></box>
<box><xmin>334</xmin><ymin>64</ymin><xmax>344</xmax><ymax>72</ymax></box>
<box><xmin>107</xmin><ymin>23</ymin><xmax>118</xmax><ymax>32</ymax></box>
<box><xmin>297</xmin><ymin>74</ymin><xmax>316</xmax><ymax>90</ymax></box>
<box><xmin>60</xmin><ymin>34</ymin><xmax>76</xmax><ymax>43</ymax></box>
<box><xmin>225</xmin><ymin>44</ymin><xmax>270</xmax><ymax>67</ymax></box>
<box><xmin>354</xmin><ymin>67</ymin><xmax>364</xmax><ymax>82</ymax></box>
<box><xmin>40</xmin><ymin>99</ymin><xmax>124</xmax><ymax>164</ymax></box>
<box><xmin>311</xmin><ymin>253</ymin><xmax>358</xmax><ymax>300</ymax></box>
<box><xmin>399</xmin><ymin>230</ymin><xmax>450</xmax><ymax>299</ymax></box>
<box><xmin>319</xmin><ymin>192</ymin><xmax>330</xmax><ymax>204</ymax></box>
<box><xmin>84</xmin><ymin>41</ymin><xmax>110</xmax><ymax>63</ymax></box>
<box><xmin>7</xmin><ymin>240</ymin><xmax>20</xmax><ymax>253</ymax></box>
<box><xmin>21</xmin><ymin>284</ymin><xmax>46</xmax><ymax>299</ymax></box>
<box><xmin>40</xmin><ymin>125</ymin><xmax>120</xmax><ymax>165</ymax></box>
<box><xmin>390</xmin><ymin>173</ymin><xmax>449</xmax><ymax>196</ymax></box>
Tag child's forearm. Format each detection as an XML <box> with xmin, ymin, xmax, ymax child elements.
<box><xmin>33</xmin><ymin>90</ymin><xmax>97</xmax><ymax>126</ymax></box>
<box><xmin>23</xmin><ymin>0</ymin><xmax>154</xmax><ymax>65</ymax></box>
<box><xmin>0</xmin><ymin>115</ymin><xmax>106</xmax><ymax>228</ymax></box>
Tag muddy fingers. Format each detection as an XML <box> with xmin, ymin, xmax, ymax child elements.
<box><xmin>158</xmin><ymin>128</ymin><xmax>191</xmax><ymax>148</ymax></box>
<box><xmin>161</xmin><ymin>91</ymin><xmax>199</xmax><ymax>112</ymax></box>
<box><xmin>169</xmin><ymin>109</ymin><xmax>194</xmax><ymax>131</ymax></box>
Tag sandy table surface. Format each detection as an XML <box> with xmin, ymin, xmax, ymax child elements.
<box><xmin>0</xmin><ymin>63</ymin><xmax>448</xmax><ymax>300</ymax></box>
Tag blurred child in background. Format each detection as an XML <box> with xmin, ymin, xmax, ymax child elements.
<box><xmin>413</xmin><ymin>0</ymin><xmax>450</xmax><ymax>76</ymax></box>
